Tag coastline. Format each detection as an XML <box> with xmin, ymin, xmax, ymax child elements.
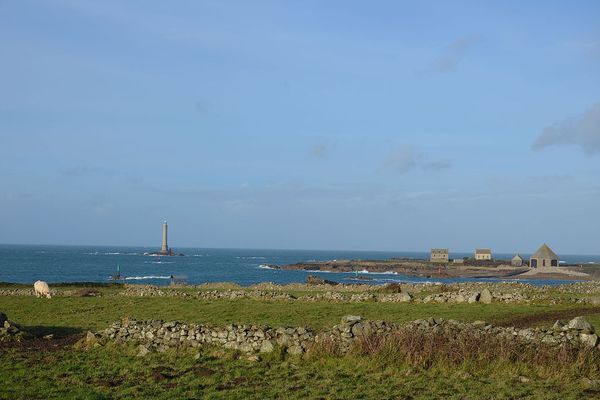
<box><xmin>271</xmin><ymin>258</ymin><xmax>598</xmax><ymax>282</ymax></box>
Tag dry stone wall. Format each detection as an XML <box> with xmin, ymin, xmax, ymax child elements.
<box><xmin>80</xmin><ymin>315</ymin><xmax>600</xmax><ymax>357</ymax></box>
<box><xmin>4</xmin><ymin>281</ymin><xmax>600</xmax><ymax>304</ymax></box>
<box><xmin>82</xmin><ymin>319</ymin><xmax>314</xmax><ymax>356</ymax></box>
<box><xmin>118</xmin><ymin>285</ymin><xmax>530</xmax><ymax>304</ymax></box>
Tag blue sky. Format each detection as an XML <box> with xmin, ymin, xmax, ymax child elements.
<box><xmin>1</xmin><ymin>0</ymin><xmax>599</xmax><ymax>253</ymax></box>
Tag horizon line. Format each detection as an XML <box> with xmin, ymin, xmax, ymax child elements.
<box><xmin>0</xmin><ymin>242</ymin><xmax>598</xmax><ymax>257</ymax></box>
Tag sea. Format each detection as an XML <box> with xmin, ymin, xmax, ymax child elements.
<box><xmin>1</xmin><ymin>244</ymin><xmax>598</xmax><ymax>287</ymax></box>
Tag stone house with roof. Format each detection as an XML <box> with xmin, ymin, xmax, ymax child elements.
<box><xmin>530</xmin><ymin>244</ymin><xmax>559</xmax><ymax>268</ymax></box>
<box><xmin>475</xmin><ymin>248</ymin><xmax>492</xmax><ymax>261</ymax></box>
<box><xmin>430</xmin><ymin>248</ymin><xmax>449</xmax><ymax>263</ymax></box>
<box><xmin>511</xmin><ymin>254</ymin><xmax>523</xmax><ymax>267</ymax></box>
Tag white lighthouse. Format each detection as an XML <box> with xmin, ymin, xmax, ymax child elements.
<box><xmin>161</xmin><ymin>220</ymin><xmax>169</xmax><ymax>254</ymax></box>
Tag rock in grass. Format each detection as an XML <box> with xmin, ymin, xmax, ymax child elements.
<box><xmin>399</xmin><ymin>292</ymin><xmax>412</xmax><ymax>302</ymax></box>
<box><xmin>579</xmin><ymin>333</ymin><xmax>599</xmax><ymax>347</ymax></box>
<box><xmin>480</xmin><ymin>289</ymin><xmax>492</xmax><ymax>304</ymax></box>
<box><xmin>472</xmin><ymin>320</ymin><xmax>487</xmax><ymax>328</ymax></box>
<box><xmin>567</xmin><ymin>317</ymin><xmax>594</xmax><ymax>333</ymax></box>
<box><xmin>468</xmin><ymin>293</ymin><xmax>480</xmax><ymax>303</ymax></box>
<box><xmin>137</xmin><ymin>345</ymin><xmax>150</xmax><ymax>357</ymax></box>
<box><xmin>259</xmin><ymin>340</ymin><xmax>274</xmax><ymax>353</ymax></box>
<box><xmin>0</xmin><ymin>312</ymin><xmax>6</xmax><ymax>326</ymax></box>
<box><xmin>341</xmin><ymin>315</ymin><xmax>362</xmax><ymax>325</ymax></box>
<box><xmin>351</xmin><ymin>322</ymin><xmax>373</xmax><ymax>337</ymax></box>
<box><xmin>552</xmin><ymin>320</ymin><xmax>566</xmax><ymax>331</ymax></box>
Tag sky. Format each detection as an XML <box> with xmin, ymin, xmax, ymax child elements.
<box><xmin>1</xmin><ymin>0</ymin><xmax>599</xmax><ymax>254</ymax></box>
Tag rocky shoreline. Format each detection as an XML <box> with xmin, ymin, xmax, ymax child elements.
<box><xmin>271</xmin><ymin>259</ymin><xmax>595</xmax><ymax>280</ymax></box>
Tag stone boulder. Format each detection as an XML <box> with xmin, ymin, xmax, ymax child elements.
<box><xmin>351</xmin><ymin>322</ymin><xmax>373</xmax><ymax>337</ymax></box>
<box><xmin>566</xmin><ymin>317</ymin><xmax>594</xmax><ymax>333</ymax></box>
<box><xmin>341</xmin><ymin>315</ymin><xmax>362</xmax><ymax>325</ymax></box>
<box><xmin>398</xmin><ymin>292</ymin><xmax>412</xmax><ymax>302</ymax></box>
<box><xmin>580</xmin><ymin>333</ymin><xmax>599</xmax><ymax>347</ymax></box>
<box><xmin>0</xmin><ymin>312</ymin><xmax>24</xmax><ymax>341</ymax></box>
<box><xmin>480</xmin><ymin>289</ymin><xmax>492</xmax><ymax>304</ymax></box>
<box><xmin>259</xmin><ymin>340</ymin><xmax>274</xmax><ymax>353</ymax></box>
<box><xmin>468</xmin><ymin>293</ymin><xmax>480</xmax><ymax>303</ymax></box>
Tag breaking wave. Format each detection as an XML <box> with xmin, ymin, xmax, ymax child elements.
<box><xmin>124</xmin><ymin>275</ymin><xmax>171</xmax><ymax>280</ymax></box>
<box><xmin>353</xmin><ymin>269</ymin><xmax>398</xmax><ymax>275</ymax></box>
<box><xmin>88</xmin><ymin>252</ymin><xmax>139</xmax><ymax>256</ymax></box>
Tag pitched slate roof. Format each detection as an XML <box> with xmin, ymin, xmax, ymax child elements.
<box><xmin>531</xmin><ymin>244</ymin><xmax>558</xmax><ymax>260</ymax></box>
<box><xmin>476</xmin><ymin>249</ymin><xmax>491</xmax><ymax>255</ymax></box>
<box><xmin>431</xmin><ymin>248</ymin><xmax>448</xmax><ymax>253</ymax></box>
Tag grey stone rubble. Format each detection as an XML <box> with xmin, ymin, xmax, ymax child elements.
<box><xmin>415</xmin><ymin>288</ymin><xmax>528</xmax><ymax>304</ymax></box>
<box><xmin>0</xmin><ymin>311</ymin><xmax>24</xmax><ymax>341</ymax></box>
<box><xmin>80</xmin><ymin>315</ymin><xmax>600</xmax><ymax>357</ymax></box>
<box><xmin>5</xmin><ymin>280</ymin><xmax>600</xmax><ymax>304</ymax></box>
<box><xmin>0</xmin><ymin>289</ymin><xmax>35</xmax><ymax>296</ymax></box>
<box><xmin>82</xmin><ymin>319</ymin><xmax>314</xmax><ymax>356</ymax></box>
<box><xmin>119</xmin><ymin>285</ymin><xmax>527</xmax><ymax>304</ymax></box>
<box><xmin>404</xmin><ymin>317</ymin><xmax>599</xmax><ymax>348</ymax></box>
<box><xmin>120</xmin><ymin>286</ymin><xmax>295</xmax><ymax>301</ymax></box>
<box><xmin>0</xmin><ymin>288</ymin><xmax>63</xmax><ymax>297</ymax></box>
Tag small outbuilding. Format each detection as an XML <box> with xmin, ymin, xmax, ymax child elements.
<box><xmin>475</xmin><ymin>249</ymin><xmax>492</xmax><ymax>261</ymax></box>
<box><xmin>511</xmin><ymin>254</ymin><xmax>523</xmax><ymax>267</ymax></box>
<box><xmin>530</xmin><ymin>244</ymin><xmax>559</xmax><ymax>268</ymax></box>
<box><xmin>430</xmin><ymin>248</ymin><xmax>449</xmax><ymax>263</ymax></box>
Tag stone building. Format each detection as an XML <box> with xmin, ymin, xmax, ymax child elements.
<box><xmin>511</xmin><ymin>254</ymin><xmax>523</xmax><ymax>267</ymax></box>
<box><xmin>530</xmin><ymin>244</ymin><xmax>559</xmax><ymax>268</ymax></box>
<box><xmin>475</xmin><ymin>249</ymin><xmax>492</xmax><ymax>261</ymax></box>
<box><xmin>430</xmin><ymin>248</ymin><xmax>449</xmax><ymax>263</ymax></box>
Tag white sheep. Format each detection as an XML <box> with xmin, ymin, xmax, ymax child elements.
<box><xmin>34</xmin><ymin>280</ymin><xmax>52</xmax><ymax>299</ymax></box>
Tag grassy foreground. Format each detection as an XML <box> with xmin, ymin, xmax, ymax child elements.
<box><xmin>3</xmin><ymin>344</ymin><xmax>600</xmax><ymax>400</ymax></box>
<box><xmin>2</xmin><ymin>284</ymin><xmax>600</xmax><ymax>399</ymax></box>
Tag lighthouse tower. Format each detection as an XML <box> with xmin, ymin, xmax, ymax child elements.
<box><xmin>161</xmin><ymin>221</ymin><xmax>169</xmax><ymax>254</ymax></box>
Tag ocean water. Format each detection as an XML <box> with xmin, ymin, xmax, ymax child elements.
<box><xmin>0</xmin><ymin>245</ymin><xmax>598</xmax><ymax>287</ymax></box>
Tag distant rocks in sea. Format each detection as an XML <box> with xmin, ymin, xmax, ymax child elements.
<box><xmin>148</xmin><ymin>250</ymin><xmax>185</xmax><ymax>257</ymax></box>
<box><xmin>306</xmin><ymin>275</ymin><xmax>339</xmax><ymax>286</ymax></box>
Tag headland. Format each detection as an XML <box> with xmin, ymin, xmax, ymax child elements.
<box><xmin>270</xmin><ymin>258</ymin><xmax>599</xmax><ymax>281</ymax></box>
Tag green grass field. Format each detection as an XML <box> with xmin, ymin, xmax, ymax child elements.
<box><xmin>2</xmin><ymin>285</ymin><xmax>600</xmax><ymax>399</ymax></box>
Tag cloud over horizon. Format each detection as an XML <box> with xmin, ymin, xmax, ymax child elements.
<box><xmin>383</xmin><ymin>145</ymin><xmax>452</xmax><ymax>174</ymax></box>
<box><xmin>532</xmin><ymin>102</ymin><xmax>600</xmax><ymax>154</ymax></box>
